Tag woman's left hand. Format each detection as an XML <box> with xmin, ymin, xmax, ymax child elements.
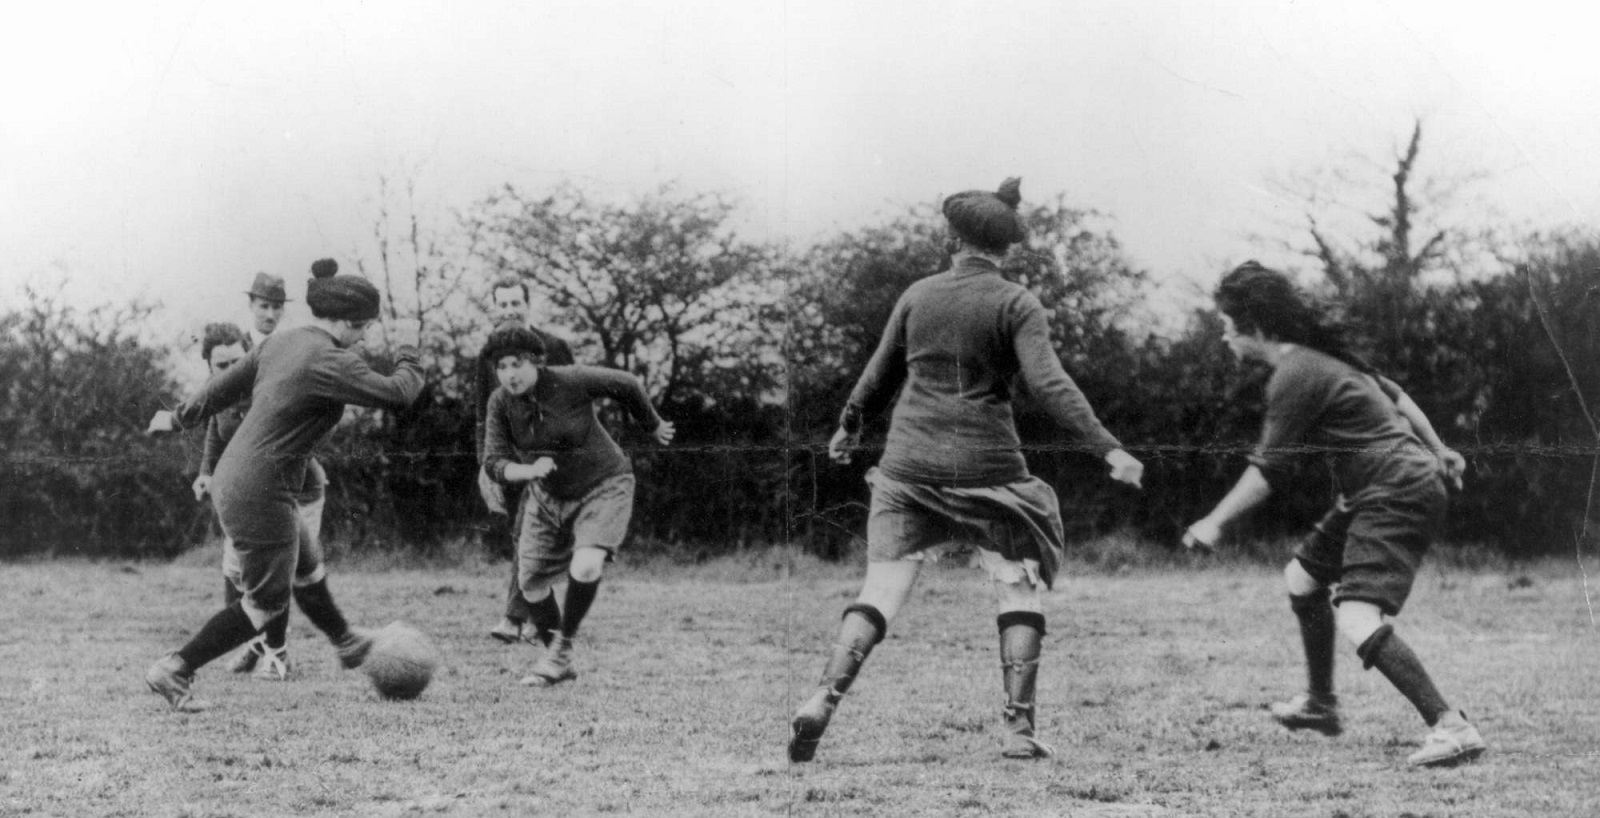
<box><xmin>1437</xmin><ymin>448</ymin><xmax>1466</xmax><ymax>491</ymax></box>
<box><xmin>654</xmin><ymin>420</ymin><xmax>676</xmax><ymax>446</ymax></box>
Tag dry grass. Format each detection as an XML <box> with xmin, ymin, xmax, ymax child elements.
<box><xmin>2</xmin><ymin>550</ymin><xmax>1597</xmax><ymax>817</ymax></box>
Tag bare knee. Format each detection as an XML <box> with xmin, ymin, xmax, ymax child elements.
<box><xmin>855</xmin><ymin>560</ymin><xmax>921</xmax><ymax>626</ymax></box>
<box><xmin>1283</xmin><ymin>559</ymin><xmax>1325</xmax><ymax>596</ymax></box>
<box><xmin>1334</xmin><ymin>600</ymin><xmax>1386</xmax><ymax>646</ymax></box>
<box><xmin>993</xmin><ymin>576</ymin><xmax>1042</xmax><ymax>615</ymax></box>
<box><xmin>569</xmin><ymin>547</ymin><xmax>609</xmax><ymax>583</ymax></box>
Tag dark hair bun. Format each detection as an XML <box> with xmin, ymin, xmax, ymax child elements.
<box><xmin>995</xmin><ymin>177</ymin><xmax>1022</xmax><ymax>208</ymax></box>
<box><xmin>311</xmin><ymin>259</ymin><xmax>339</xmax><ymax>279</ymax></box>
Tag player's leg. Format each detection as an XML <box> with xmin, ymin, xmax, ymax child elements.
<box><xmin>220</xmin><ymin>536</ymin><xmax>267</xmax><ymax>674</ymax></box>
<box><xmin>146</xmin><ymin>509</ymin><xmax>297</xmax><ymax>712</ymax></box>
<box><xmin>789</xmin><ymin>559</ymin><xmax>919</xmax><ymax>763</ymax></box>
<box><xmin>246</xmin><ymin>492</ymin><xmax>325</xmax><ymax>682</ymax></box>
<box><xmin>790</xmin><ymin>470</ymin><xmax>930</xmax><ymax>763</ymax></box>
<box><xmin>980</xmin><ymin>550</ymin><xmax>1053</xmax><ymax>759</ymax></box>
<box><xmin>482</xmin><ymin>467</ymin><xmax>529</xmax><ymax>642</ymax></box>
<box><xmin>1270</xmin><ymin>505</ymin><xmax>1348</xmax><ymax>735</ymax></box>
<box><xmin>527</xmin><ymin>475</ymin><xmax>634</xmax><ymax>686</ymax></box>
<box><xmin>286</xmin><ymin>492</ymin><xmax>372</xmax><ymax>670</ymax></box>
<box><xmin>257</xmin><ymin>469</ymin><xmax>324</xmax><ymax>677</ymax></box>
<box><xmin>515</xmin><ymin>484</ymin><xmax>574</xmax><ymax>684</ymax></box>
<box><xmin>1336</xmin><ymin>481</ymin><xmax>1484</xmax><ymax>767</ymax></box>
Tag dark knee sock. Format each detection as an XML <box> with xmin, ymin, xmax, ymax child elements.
<box><xmin>560</xmin><ymin>577</ymin><xmax>601</xmax><ymax>638</ymax></box>
<box><xmin>176</xmin><ymin>603</ymin><xmax>260</xmax><ymax>671</ymax></box>
<box><xmin>1290</xmin><ymin>588</ymin><xmax>1337</xmax><ymax>699</ymax></box>
<box><xmin>1357</xmin><ymin>624</ymin><xmax>1452</xmax><ymax>726</ymax></box>
<box><xmin>292</xmin><ymin>579</ymin><xmax>351</xmax><ymax>644</ymax></box>
<box><xmin>526</xmin><ymin>591</ymin><xmax>561</xmax><ymax>641</ymax></box>
<box><xmin>261</xmin><ymin>610</ymin><xmax>290</xmax><ymax>650</ymax></box>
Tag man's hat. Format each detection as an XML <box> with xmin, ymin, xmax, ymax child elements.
<box><xmin>245</xmin><ymin>272</ymin><xmax>291</xmax><ymax>303</ymax></box>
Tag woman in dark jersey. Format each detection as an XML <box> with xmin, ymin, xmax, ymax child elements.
<box><xmin>479</xmin><ymin>323</ymin><xmax>675</xmax><ymax>687</ymax></box>
<box><xmin>1183</xmin><ymin>261</ymin><xmax>1485</xmax><ymax>767</ymax></box>
<box><xmin>144</xmin><ymin>260</ymin><xmax>425</xmax><ymax>712</ymax></box>
<box><xmin>787</xmin><ymin>178</ymin><xmax>1144</xmax><ymax>762</ymax></box>
<box><xmin>190</xmin><ymin>321</ymin><xmax>327</xmax><ymax>682</ymax></box>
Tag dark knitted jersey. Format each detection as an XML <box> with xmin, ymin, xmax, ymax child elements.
<box><xmin>1250</xmin><ymin>345</ymin><xmax>1437</xmax><ymax>502</ymax></box>
<box><xmin>844</xmin><ymin>256</ymin><xmax>1120</xmax><ymax>487</ymax></box>
<box><xmin>174</xmin><ymin>326</ymin><xmax>425</xmax><ymax>500</ymax></box>
<box><xmin>200</xmin><ymin>403</ymin><xmax>248</xmax><ymax>477</ymax></box>
<box><xmin>482</xmin><ymin>365</ymin><xmax>662</xmax><ymax>501</ymax></box>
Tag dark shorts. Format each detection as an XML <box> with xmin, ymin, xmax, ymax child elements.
<box><xmin>212</xmin><ymin>458</ymin><xmax>330</xmax><ymax>628</ymax></box>
<box><xmin>515</xmin><ymin>473</ymin><xmax>635</xmax><ymax>598</ymax></box>
<box><xmin>1293</xmin><ymin>475</ymin><xmax>1448</xmax><ymax>616</ymax></box>
<box><xmin>864</xmin><ymin>467</ymin><xmax>1067</xmax><ymax>589</ymax></box>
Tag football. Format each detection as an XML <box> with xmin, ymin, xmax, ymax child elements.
<box><xmin>362</xmin><ymin>622</ymin><xmax>441</xmax><ymax>700</ymax></box>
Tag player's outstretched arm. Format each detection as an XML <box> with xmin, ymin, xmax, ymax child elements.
<box><xmin>322</xmin><ymin>345</ymin><xmax>425</xmax><ymax>410</ymax></box>
<box><xmin>1008</xmin><ymin>294</ymin><xmax>1123</xmax><ymax>458</ymax></box>
<box><xmin>149</xmin><ymin>351</ymin><xmax>259</xmax><ymax>434</ymax></box>
<box><xmin>1183</xmin><ymin>464</ymin><xmax>1273</xmax><ymax>553</ymax></box>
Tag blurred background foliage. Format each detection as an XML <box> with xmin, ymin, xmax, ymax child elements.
<box><xmin>3</xmin><ymin>124</ymin><xmax>1595</xmax><ymax>561</ymax></box>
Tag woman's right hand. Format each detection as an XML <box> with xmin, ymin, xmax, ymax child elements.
<box><xmin>146</xmin><ymin>410</ymin><xmax>175</xmax><ymax>435</ymax></box>
<box><xmin>504</xmin><ymin>458</ymin><xmax>558</xmax><ymax>482</ymax></box>
<box><xmin>1182</xmin><ymin>518</ymin><xmax>1221</xmax><ymax>554</ymax></box>
<box><xmin>828</xmin><ymin>427</ymin><xmax>860</xmax><ymax>465</ymax></box>
<box><xmin>1104</xmin><ymin>448</ymin><xmax>1144</xmax><ymax>489</ymax></box>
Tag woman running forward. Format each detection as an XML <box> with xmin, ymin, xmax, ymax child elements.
<box><xmin>1183</xmin><ymin>261</ymin><xmax>1485</xmax><ymax>768</ymax></box>
<box><xmin>144</xmin><ymin>259</ymin><xmax>424</xmax><ymax>712</ymax></box>
<box><xmin>479</xmin><ymin>323</ymin><xmax>675</xmax><ymax>687</ymax></box>
<box><xmin>788</xmin><ymin>177</ymin><xmax>1145</xmax><ymax>762</ymax></box>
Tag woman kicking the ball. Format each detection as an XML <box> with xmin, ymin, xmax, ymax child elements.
<box><xmin>787</xmin><ymin>178</ymin><xmax>1144</xmax><ymax>762</ymax></box>
<box><xmin>479</xmin><ymin>323</ymin><xmax>674</xmax><ymax>686</ymax></box>
<box><xmin>144</xmin><ymin>259</ymin><xmax>424</xmax><ymax>712</ymax></box>
<box><xmin>1183</xmin><ymin>261</ymin><xmax>1484</xmax><ymax>768</ymax></box>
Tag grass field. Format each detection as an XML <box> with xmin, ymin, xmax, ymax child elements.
<box><xmin>2</xmin><ymin>548</ymin><xmax>1597</xmax><ymax>817</ymax></box>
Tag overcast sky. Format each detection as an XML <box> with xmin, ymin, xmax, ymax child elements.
<box><xmin>3</xmin><ymin>0</ymin><xmax>1597</xmax><ymax>347</ymax></box>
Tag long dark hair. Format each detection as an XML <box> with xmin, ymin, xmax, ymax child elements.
<box><xmin>1215</xmin><ymin>261</ymin><xmax>1374</xmax><ymax>374</ymax></box>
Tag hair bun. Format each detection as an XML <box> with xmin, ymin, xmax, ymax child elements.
<box><xmin>311</xmin><ymin>258</ymin><xmax>339</xmax><ymax>279</ymax></box>
<box><xmin>995</xmin><ymin>177</ymin><xmax>1022</xmax><ymax>208</ymax></box>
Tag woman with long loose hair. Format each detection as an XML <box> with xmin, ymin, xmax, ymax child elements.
<box><xmin>1184</xmin><ymin>261</ymin><xmax>1484</xmax><ymax>768</ymax></box>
